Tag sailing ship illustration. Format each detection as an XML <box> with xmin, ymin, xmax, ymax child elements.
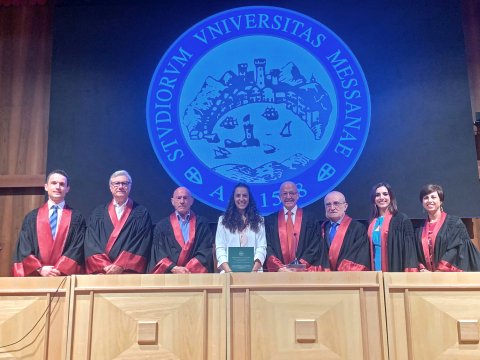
<box><xmin>220</xmin><ymin>116</ymin><xmax>238</xmax><ymax>129</ymax></box>
<box><xmin>224</xmin><ymin>115</ymin><xmax>260</xmax><ymax>148</ymax></box>
<box><xmin>262</xmin><ymin>106</ymin><xmax>279</xmax><ymax>120</ymax></box>
<box><xmin>214</xmin><ymin>146</ymin><xmax>231</xmax><ymax>159</ymax></box>
<box><xmin>263</xmin><ymin>144</ymin><xmax>277</xmax><ymax>154</ymax></box>
<box><xmin>280</xmin><ymin>121</ymin><xmax>292</xmax><ymax>137</ymax></box>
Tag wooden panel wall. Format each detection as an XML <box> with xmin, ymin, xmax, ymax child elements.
<box><xmin>0</xmin><ymin>3</ymin><xmax>53</xmax><ymax>276</ymax></box>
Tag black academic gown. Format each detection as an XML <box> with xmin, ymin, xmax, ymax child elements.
<box><xmin>369</xmin><ymin>212</ymin><xmax>418</xmax><ymax>272</ymax></box>
<box><xmin>84</xmin><ymin>201</ymin><xmax>152</xmax><ymax>274</ymax></box>
<box><xmin>323</xmin><ymin>218</ymin><xmax>370</xmax><ymax>271</ymax></box>
<box><xmin>148</xmin><ymin>213</ymin><xmax>214</xmax><ymax>273</ymax></box>
<box><xmin>415</xmin><ymin>214</ymin><xmax>480</xmax><ymax>272</ymax></box>
<box><xmin>12</xmin><ymin>205</ymin><xmax>85</xmax><ymax>276</ymax></box>
<box><xmin>265</xmin><ymin>208</ymin><xmax>329</xmax><ymax>271</ymax></box>
<box><xmin>388</xmin><ymin>213</ymin><xmax>419</xmax><ymax>271</ymax></box>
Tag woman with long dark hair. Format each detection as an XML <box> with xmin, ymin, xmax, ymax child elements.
<box><xmin>416</xmin><ymin>184</ymin><xmax>480</xmax><ymax>271</ymax></box>
<box><xmin>368</xmin><ymin>182</ymin><xmax>418</xmax><ymax>271</ymax></box>
<box><xmin>215</xmin><ymin>183</ymin><xmax>266</xmax><ymax>272</ymax></box>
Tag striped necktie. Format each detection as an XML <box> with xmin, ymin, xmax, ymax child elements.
<box><xmin>50</xmin><ymin>205</ymin><xmax>58</xmax><ymax>239</ymax></box>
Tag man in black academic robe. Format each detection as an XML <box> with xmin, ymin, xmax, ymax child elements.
<box><xmin>12</xmin><ymin>170</ymin><xmax>85</xmax><ymax>276</ymax></box>
<box><xmin>322</xmin><ymin>191</ymin><xmax>370</xmax><ymax>271</ymax></box>
<box><xmin>84</xmin><ymin>170</ymin><xmax>152</xmax><ymax>274</ymax></box>
<box><xmin>148</xmin><ymin>187</ymin><xmax>213</xmax><ymax>273</ymax></box>
<box><xmin>265</xmin><ymin>181</ymin><xmax>329</xmax><ymax>271</ymax></box>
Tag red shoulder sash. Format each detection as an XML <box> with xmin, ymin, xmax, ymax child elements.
<box><xmin>421</xmin><ymin>212</ymin><xmax>447</xmax><ymax>271</ymax></box>
<box><xmin>277</xmin><ymin>208</ymin><xmax>303</xmax><ymax>264</ymax></box>
<box><xmin>105</xmin><ymin>198</ymin><xmax>133</xmax><ymax>255</ymax></box>
<box><xmin>328</xmin><ymin>215</ymin><xmax>352</xmax><ymax>270</ymax></box>
<box><xmin>36</xmin><ymin>203</ymin><xmax>72</xmax><ymax>265</ymax></box>
<box><xmin>170</xmin><ymin>211</ymin><xmax>197</xmax><ymax>267</ymax></box>
<box><xmin>367</xmin><ymin>211</ymin><xmax>392</xmax><ymax>271</ymax></box>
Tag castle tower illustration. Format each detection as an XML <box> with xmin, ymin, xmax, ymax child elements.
<box><xmin>254</xmin><ymin>58</ymin><xmax>266</xmax><ymax>89</ymax></box>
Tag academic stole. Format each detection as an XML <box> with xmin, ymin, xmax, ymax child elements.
<box><xmin>327</xmin><ymin>215</ymin><xmax>352</xmax><ymax>270</ymax></box>
<box><xmin>36</xmin><ymin>202</ymin><xmax>72</xmax><ymax>265</ymax></box>
<box><xmin>420</xmin><ymin>212</ymin><xmax>447</xmax><ymax>271</ymax></box>
<box><xmin>170</xmin><ymin>211</ymin><xmax>197</xmax><ymax>266</ymax></box>
<box><xmin>367</xmin><ymin>211</ymin><xmax>393</xmax><ymax>271</ymax></box>
<box><xmin>105</xmin><ymin>198</ymin><xmax>133</xmax><ymax>255</ymax></box>
<box><xmin>277</xmin><ymin>208</ymin><xmax>303</xmax><ymax>264</ymax></box>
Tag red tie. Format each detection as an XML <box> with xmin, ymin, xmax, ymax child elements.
<box><xmin>286</xmin><ymin>210</ymin><xmax>294</xmax><ymax>264</ymax></box>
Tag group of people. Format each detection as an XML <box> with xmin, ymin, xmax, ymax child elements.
<box><xmin>12</xmin><ymin>169</ymin><xmax>480</xmax><ymax>277</ymax></box>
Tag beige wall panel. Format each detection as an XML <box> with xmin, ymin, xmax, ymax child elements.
<box><xmin>229</xmin><ymin>272</ymin><xmax>387</xmax><ymax>360</ymax></box>
<box><xmin>69</xmin><ymin>274</ymin><xmax>226</xmax><ymax>360</ymax></box>
<box><xmin>0</xmin><ymin>277</ymin><xmax>70</xmax><ymax>360</ymax></box>
<box><xmin>385</xmin><ymin>273</ymin><xmax>480</xmax><ymax>360</ymax></box>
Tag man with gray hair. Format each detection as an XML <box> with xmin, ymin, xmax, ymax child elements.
<box><xmin>84</xmin><ymin>170</ymin><xmax>152</xmax><ymax>274</ymax></box>
<box><xmin>321</xmin><ymin>190</ymin><xmax>370</xmax><ymax>271</ymax></box>
<box><xmin>265</xmin><ymin>181</ymin><xmax>329</xmax><ymax>271</ymax></box>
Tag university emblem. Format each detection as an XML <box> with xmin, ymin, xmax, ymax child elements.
<box><xmin>146</xmin><ymin>6</ymin><xmax>370</xmax><ymax>213</ymax></box>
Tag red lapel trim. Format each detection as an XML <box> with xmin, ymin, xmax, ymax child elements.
<box><xmin>277</xmin><ymin>208</ymin><xmax>303</xmax><ymax>264</ymax></box>
<box><xmin>381</xmin><ymin>211</ymin><xmax>393</xmax><ymax>272</ymax></box>
<box><xmin>170</xmin><ymin>211</ymin><xmax>197</xmax><ymax>267</ymax></box>
<box><xmin>105</xmin><ymin>198</ymin><xmax>133</xmax><ymax>255</ymax></box>
<box><xmin>368</xmin><ymin>211</ymin><xmax>392</xmax><ymax>271</ymax></box>
<box><xmin>421</xmin><ymin>212</ymin><xmax>447</xmax><ymax>271</ymax></box>
<box><xmin>329</xmin><ymin>215</ymin><xmax>352</xmax><ymax>270</ymax></box>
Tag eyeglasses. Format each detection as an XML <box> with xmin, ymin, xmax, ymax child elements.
<box><xmin>281</xmin><ymin>191</ymin><xmax>298</xmax><ymax>197</ymax></box>
<box><xmin>111</xmin><ymin>181</ymin><xmax>130</xmax><ymax>188</ymax></box>
<box><xmin>325</xmin><ymin>201</ymin><xmax>345</xmax><ymax>208</ymax></box>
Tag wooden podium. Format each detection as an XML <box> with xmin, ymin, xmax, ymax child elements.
<box><xmin>0</xmin><ymin>276</ymin><xmax>71</xmax><ymax>359</ymax></box>
<box><xmin>2</xmin><ymin>272</ymin><xmax>480</xmax><ymax>359</ymax></box>
<box><xmin>384</xmin><ymin>273</ymin><xmax>480</xmax><ymax>359</ymax></box>
<box><xmin>68</xmin><ymin>274</ymin><xmax>226</xmax><ymax>359</ymax></box>
<box><xmin>228</xmin><ymin>272</ymin><xmax>387</xmax><ymax>359</ymax></box>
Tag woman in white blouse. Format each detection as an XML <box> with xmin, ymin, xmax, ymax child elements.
<box><xmin>215</xmin><ymin>183</ymin><xmax>267</xmax><ymax>272</ymax></box>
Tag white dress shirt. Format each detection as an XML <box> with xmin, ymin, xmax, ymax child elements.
<box><xmin>215</xmin><ymin>215</ymin><xmax>267</xmax><ymax>268</ymax></box>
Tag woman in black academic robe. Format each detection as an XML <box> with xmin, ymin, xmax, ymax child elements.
<box><xmin>415</xmin><ymin>184</ymin><xmax>480</xmax><ymax>272</ymax></box>
<box><xmin>367</xmin><ymin>182</ymin><xmax>418</xmax><ymax>272</ymax></box>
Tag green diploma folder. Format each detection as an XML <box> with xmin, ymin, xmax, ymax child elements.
<box><xmin>228</xmin><ymin>247</ymin><xmax>254</xmax><ymax>272</ymax></box>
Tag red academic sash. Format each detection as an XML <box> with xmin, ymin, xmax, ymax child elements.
<box><xmin>421</xmin><ymin>212</ymin><xmax>448</xmax><ymax>271</ymax></box>
<box><xmin>327</xmin><ymin>215</ymin><xmax>352</xmax><ymax>271</ymax></box>
<box><xmin>105</xmin><ymin>198</ymin><xmax>133</xmax><ymax>255</ymax></box>
<box><xmin>36</xmin><ymin>203</ymin><xmax>72</xmax><ymax>266</ymax></box>
<box><xmin>170</xmin><ymin>211</ymin><xmax>197</xmax><ymax>267</ymax></box>
<box><xmin>368</xmin><ymin>210</ymin><xmax>392</xmax><ymax>271</ymax></box>
<box><xmin>12</xmin><ymin>255</ymin><xmax>41</xmax><ymax>277</ymax></box>
<box><xmin>277</xmin><ymin>208</ymin><xmax>303</xmax><ymax>265</ymax></box>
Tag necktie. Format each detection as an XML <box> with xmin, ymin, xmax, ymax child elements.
<box><xmin>286</xmin><ymin>210</ymin><xmax>294</xmax><ymax>263</ymax></box>
<box><xmin>50</xmin><ymin>205</ymin><xmax>58</xmax><ymax>239</ymax></box>
<box><xmin>329</xmin><ymin>222</ymin><xmax>338</xmax><ymax>245</ymax></box>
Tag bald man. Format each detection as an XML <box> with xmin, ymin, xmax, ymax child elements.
<box><xmin>148</xmin><ymin>187</ymin><xmax>214</xmax><ymax>273</ymax></box>
<box><xmin>265</xmin><ymin>181</ymin><xmax>329</xmax><ymax>271</ymax></box>
<box><xmin>322</xmin><ymin>191</ymin><xmax>370</xmax><ymax>271</ymax></box>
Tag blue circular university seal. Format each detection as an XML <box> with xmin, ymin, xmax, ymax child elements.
<box><xmin>146</xmin><ymin>6</ymin><xmax>370</xmax><ymax>214</ymax></box>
